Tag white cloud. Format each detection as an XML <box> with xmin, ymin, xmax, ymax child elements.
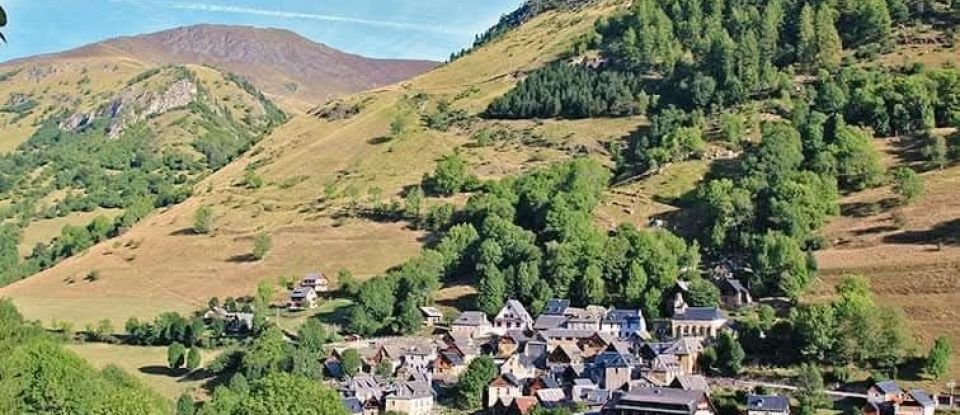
<box><xmin>158</xmin><ymin>1</ymin><xmax>473</xmax><ymax>36</ymax></box>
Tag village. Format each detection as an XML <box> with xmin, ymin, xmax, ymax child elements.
<box><xmin>263</xmin><ymin>272</ymin><xmax>949</xmax><ymax>415</ymax></box>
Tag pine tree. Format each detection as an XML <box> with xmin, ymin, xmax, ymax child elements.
<box><xmin>815</xmin><ymin>5</ymin><xmax>843</xmax><ymax>70</ymax></box>
<box><xmin>759</xmin><ymin>0</ymin><xmax>784</xmax><ymax>65</ymax></box>
<box><xmin>476</xmin><ymin>268</ymin><xmax>506</xmax><ymax>316</ymax></box>
<box><xmin>738</xmin><ymin>30</ymin><xmax>762</xmax><ymax>92</ymax></box>
<box><xmin>797</xmin><ymin>3</ymin><xmax>817</xmax><ymax>71</ymax></box>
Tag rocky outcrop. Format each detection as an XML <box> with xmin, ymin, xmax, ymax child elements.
<box><xmin>59</xmin><ymin>76</ymin><xmax>199</xmax><ymax>138</ymax></box>
<box><xmin>106</xmin><ymin>78</ymin><xmax>198</xmax><ymax>138</ymax></box>
<box><xmin>59</xmin><ymin>111</ymin><xmax>95</xmax><ymax>131</ymax></box>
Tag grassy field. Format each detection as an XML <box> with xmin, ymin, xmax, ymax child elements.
<box><xmin>18</xmin><ymin>208</ymin><xmax>123</xmax><ymax>256</ymax></box>
<box><xmin>809</xmin><ymin>134</ymin><xmax>960</xmax><ymax>386</ymax></box>
<box><xmin>66</xmin><ymin>343</ymin><xmax>223</xmax><ymax>400</ymax></box>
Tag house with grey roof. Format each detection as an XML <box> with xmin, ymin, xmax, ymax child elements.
<box><xmin>719</xmin><ymin>278</ymin><xmax>752</xmax><ymax>308</ymax></box>
<box><xmin>534</xmin><ymin>314</ymin><xmax>569</xmax><ymax>331</ymax></box>
<box><xmin>671</xmin><ymin>374</ymin><xmax>710</xmax><ymax>393</ymax></box>
<box><xmin>451</xmin><ymin>311</ymin><xmax>492</xmax><ymax>337</ymax></box>
<box><xmin>384</xmin><ymin>381</ymin><xmax>433</xmax><ymax>415</ymax></box>
<box><xmin>419</xmin><ymin>306</ymin><xmax>443</xmax><ymax>326</ymax></box>
<box><xmin>288</xmin><ymin>286</ymin><xmax>318</xmax><ymax>310</ymax></box>
<box><xmin>747</xmin><ymin>395</ymin><xmax>790</xmax><ymax>415</ymax></box>
<box><xmin>603</xmin><ymin>387</ymin><xmax>716</xmax><ymax>415</ymax></box>
<box><xmin>869</xmin><ymin>381</ymin><xmax>904</xmax><ymax>403</ymax></box>
<box><xmin>494</xmin><ymin>300</ymin><xmax>535</xmax><ymax>333</ymax></box>
<box><xmin>864</xmin><ymin>382</ymin><xmax>936</xmax><ymax>415</ymax></box>
<box><xmin>602</xmin><ymin>309</ymin><xmax>648</xmax><ymax>339</ymax></box>
<box><xmin>299</xmin><ymin>272</ymin><xmax>329</xmax><ymax>292</ymax></box>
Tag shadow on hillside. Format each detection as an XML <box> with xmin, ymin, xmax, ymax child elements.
<box><xmin>840</xmin><ymin>197</ymin><xmax>899</xmax><ymax>218</ymax></box>
<box><xmin>896</xmin><ymin>356</ymin><xmax>928</xmax><ymax>381</ymax></box>
<box><xmin>170</xmin><ymin>228</ymin><xmax>200</xmax><ymax>236</ymax></box>
<box><xmin>227</xmin><ymin>253</ymin><xmax>258</xmax><ymax>263</ymax></box>
<box><xmin>139</xmin><ymin>365</ymin><xmax>185</xmax><ymax>377</ymax></box>
<box><xmin>886</xmin><ymin>136</ymin><xmax>926</xmax><ymax>166</ymax></box>
<box><xmin>367</xmin><ymin>136</ymin><xmax>393</xmax><ymax>145</ymax></box>
<box><xmin>852</xmin><ymin>225</ymin><xmax>899</xmax><ymax>236</ymax></box>
<box><xmin>883</xmin><ymin>218</ymin><xmax>960</xmax><ymax>245</ymax></box>
<box><xmin>179</xmin><ymin>368</ymin><xmax>217</xmax><ymax>383</ymax></box>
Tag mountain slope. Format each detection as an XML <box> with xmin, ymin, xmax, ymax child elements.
<box><xmin>8</xmin><ymin>24</ymin><xmax>438</xmax><ymax>107</ymax></box>
<box><xmin>0</xmin><ymin>0</ymin><xmax>632</xmax><ymax>327</ymax></box>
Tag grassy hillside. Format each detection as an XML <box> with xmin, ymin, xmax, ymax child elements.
<box><xmin>0</xmin><ymin>56</ymin><xmax>285</xmax><ymax>289</ymax></box>
<box><xmin>0</xmin><ymin>0</ymin><xmax>634</xmax><ymax>328</ymax></box>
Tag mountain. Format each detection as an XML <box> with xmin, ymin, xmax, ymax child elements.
<box><xmin>8</xmin><ymin>24</ymin><xmax>438</xmax><ymax>106</ymax></box>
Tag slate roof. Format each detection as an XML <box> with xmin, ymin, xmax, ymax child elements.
<box><xmin>290</xmin><ymin>286</ymin><xmax>316</xmax><ymax>298</ymax></box>
<box><xmin>440</xmin><ymin>352</ymin><xmax>464</xmax><ymax>366</ymax></box>
<box><xmin>419</xmin><ymin>306</ymin><xmax>443</xmax><ymax>318</ymax></box>
<box><xmin>673</xmin><ymin>307</ymin><xmax>725</xmax><ymax>321</ymax></box>
<box><xmin>503</xmin><ymin>330</ymin><xmax>536</xmax><ymax>344</ymax></box>
<box><xmin>533</xmin><ymin>374</ymin><xmax>562</xmax><ymax>389</ymax></box>
<box><xmin>534</xmin><ymin>314</ymin><xmax>569</xmax><ymax>330</ymax></box>
<box><xmin>874</xmin><ymin>381</ymin><xmax>902</xmax><ymax>395</ymax></box>
<box><xmin>610</xmin><ymin>387</ymin><xmax>709</xmax><ymax>411</ymax></box>
<box><xmin>672</xmin><ymin>375</ymin><xmax>710</xmax><ymax>392</ymax></box>
<box><xmin>453</xmin><ymin>311</ymin><xmax>490</xmax><ymax>327</ymax></box>
<box><xmin>721</xmin><ymin>278</ymin><xmax>749</xmax><ymax>294</ymax></box>
<box><xmin>747</xmin><ymin>395</ymin><xmax>790</xmax><ymax>412</ymax></box>
<box><xmin>537</xmin><ymin>388</ymin><xmax>567</xmax><ymax>403</ymax></box>
<box><xmin>605</xmin><ymin>309</ymin><xmax>644</xmax><ymax>323</ymax></box>
<box><xmin>543</xmin><ymin>299</ymin><xmax>571</xmax><ymax>315</ymax></box>
<box><xmin>593</xmin><ymin>351</ymin><xmax>639</xmax><ymax>368</ymax></box>
<box><xmin>392</xmin><ymin>381</ymin><xmax>433</xmax><ymax>399</ymax></box>
<box><xmin>652</xmin><ymin>354</ymin><xmax>681</xmax><ymax>370</ymax></box>
<box><xmin>497</xmin><ymin>300</ymin><xmax>534</xmax><ymax>325</ymax></box>
<box><xmin>907</xmin><ymin>390</ymin><xmax>936</xmax><ymax>407</ymax></box>
<box><xmin>666</xmin><ymin>337</ymin><xmax>704</xmax><ymax>355</ymax></box>
<box><xmin>584</xmin><ymin>389</ymin><xmax>612</xmax><ymax>406</ymax></box>
<box><xmin>541</xmin><ymin>329</ymin><xmax>597</xmax><ymax>339</ymax></box>
<box><xmin>301</xmin><ymin>273</ymin><xmax>328</xmax><ymax>284</ymax></box>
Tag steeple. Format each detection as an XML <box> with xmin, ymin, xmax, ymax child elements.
<box><xmin>672</xmin><ymin>292</ymin><xmax>688</xmax><ymax>316</ymax></box>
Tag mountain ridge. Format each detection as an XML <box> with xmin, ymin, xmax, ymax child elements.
<box><xmin>1</xmin><ymin>24</ymin><xmax>439</xmax><ymax>106</ymax></box>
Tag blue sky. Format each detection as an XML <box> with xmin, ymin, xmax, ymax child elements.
<box><xmin>0</xmin><ymin>0</ymin><xmax>523</xmax><ymax>62</ymax></box>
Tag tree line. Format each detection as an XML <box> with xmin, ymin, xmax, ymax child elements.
<box><xmin>0</xmin><ymin>299</ymin><xmax>170</xmax><ymax>414</ymax></box>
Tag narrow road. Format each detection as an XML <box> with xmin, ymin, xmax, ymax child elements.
<box><xmin>709</xmin><ymin>378</ymin><xmax>868</xmax><ymax>400</ymax></box>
